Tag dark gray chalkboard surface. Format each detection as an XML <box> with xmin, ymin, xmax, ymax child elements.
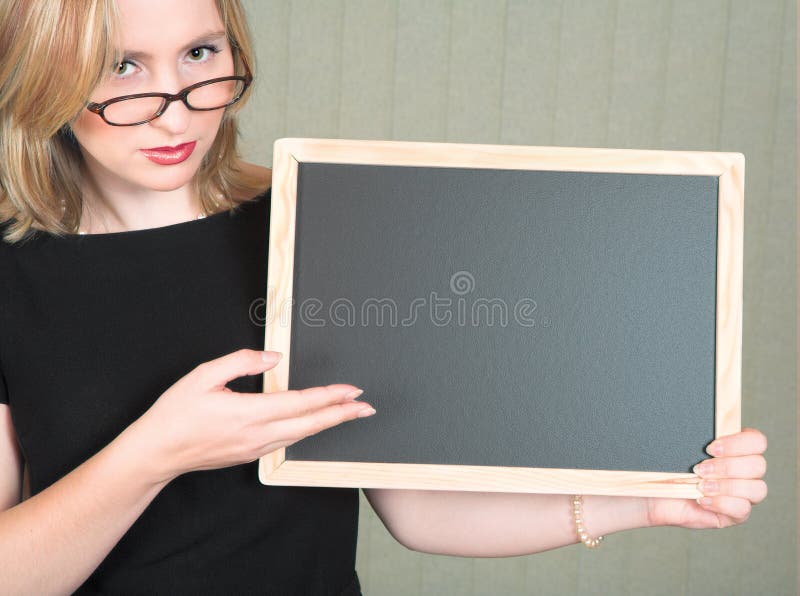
<box><xmin>259</xmin><ymin>139</ymin><xmax>744</xmax><ymax>498</ymax></box>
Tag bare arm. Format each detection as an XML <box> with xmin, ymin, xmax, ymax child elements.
<box><xmin>365</xmin><ymin>489</ymin><xmax>650</xmax><ymax>557</ymax></box>
<box><xmin>0</xmin><ymin>349</ymin><xmax>372</xmax><ymax>595</ymax></box>
<box><xmin>364</xmin><ymin>430</ymin><xmax>769</xmax><ymax>557</ymax></box>
<box><xmin>0</xmin><ymin>418</ymin><xmax>169</xmax><ymax>595</ymax></box>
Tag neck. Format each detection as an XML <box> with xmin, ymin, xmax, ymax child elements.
<box><xmin>77</xmin><ymin>182</ymin><xmax>207</xmax><ymax>235</ymax></box>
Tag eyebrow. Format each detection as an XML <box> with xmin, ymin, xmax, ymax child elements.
<box><xmin>120</xmin><ymin>30</ymin><xmax>228</xmax><ymax>61</ymax></box>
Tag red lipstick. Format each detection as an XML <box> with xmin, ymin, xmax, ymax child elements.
<box><xmin>140</xmin><ymin>141</ymin><xmax>196</xmax><ymax>165</ymax></box>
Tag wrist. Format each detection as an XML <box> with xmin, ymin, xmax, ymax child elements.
<box><xmin>644</xmin><ymin>496</ymin><xmax>658</xmax><ymax>528</ymax></box>
<box><xmin>644</xmin><ymin>496</ymin><xmax>680</xmax><ymax>528</ymax></box>
<box><xmin>579</xmin><ymin>494</ymin><xmax>653</xmax><ymax>539</ymax></box>
<box><xmin>114</xmin><ymin>420</ymin><xmax>177</xmax><ymax>487</ymax></box>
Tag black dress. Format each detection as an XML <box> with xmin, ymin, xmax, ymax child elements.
<box><xmin>0</xmin><ymin>188</ymin><xmax>362</xmax><ymax>595</ymax></box>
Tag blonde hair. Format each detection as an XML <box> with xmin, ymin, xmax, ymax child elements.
<box><xmin>0</xmin><ymin>0</ymin><xmax>265</xmax><ymax>244</ymax></box>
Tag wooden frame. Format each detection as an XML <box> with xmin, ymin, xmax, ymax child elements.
<box><xmin>259</xmin><ymin>138</ymin><xmax>744</xmax><ymax>498</ymax></box>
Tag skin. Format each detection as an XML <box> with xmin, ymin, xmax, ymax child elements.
<box><xmin>648</xmin><ymin>427</ymin><xmax>768</xmax><ymax>529</ymax></box>
<box><xmin>362</xmin><ymin>428</ymin><xmax>767</xmax><ymax>556</ymax></box>
<box><xmin>65</xmin><ymin>0</ymin><xmax>768</xmax><ymax>558</ymax></box>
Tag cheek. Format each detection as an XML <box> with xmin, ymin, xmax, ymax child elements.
<box><xmin>193</xmin><ymin>111</ymin><xmax>227</xmax><ymax>152</ymax></box>
<box><xmin>71</xmin><ymin>112</ymin><xmax>132</xmax><ymax>157</ymax></box>
<box><xmin>199</xmin><ymin>109</ymin><xmax>226</xmax><ymax>135</ymax></box>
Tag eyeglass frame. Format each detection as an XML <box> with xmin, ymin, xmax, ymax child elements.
<box><xmin>85</xmin><ymin>48</ymin><xmax>253</xmax><ymax>126</ymax></box>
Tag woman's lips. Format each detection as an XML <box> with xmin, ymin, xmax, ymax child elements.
<box><xmin>140</xmin><ymin>141</ymin><xmax>196</xmax><ymax>165</ymax></box>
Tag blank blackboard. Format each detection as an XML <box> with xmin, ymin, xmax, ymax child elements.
<box><xmin>259</xmin><ymin>139</ymin><xmax>744</xmax><ymax>498</ymax></box>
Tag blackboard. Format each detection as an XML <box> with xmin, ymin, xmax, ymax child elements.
<box><xmin>258</xmin><ymin>138</ymin><xmax>744</xmax><ymax>498</ymax></box>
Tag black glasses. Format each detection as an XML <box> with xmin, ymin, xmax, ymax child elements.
<box><xmin>86</xmin><ymin>53</ymin><xmax>253</xmax><ymax>126</ymax></box>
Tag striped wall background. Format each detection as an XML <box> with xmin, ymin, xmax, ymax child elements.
<box><xmin>239</xmin><ymin>1</ymin><xmax>796</xmax><ymax>594</ymax></box>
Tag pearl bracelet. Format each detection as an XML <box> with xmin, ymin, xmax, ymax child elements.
<box><xmin>572</xmin><ymin>495</ymin><xmax>604</xmax><ymax>548</ymax></box>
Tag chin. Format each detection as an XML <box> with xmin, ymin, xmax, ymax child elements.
<box><xmin>139</xmin><ymin>165</ymin><xmax>201</xmax><ymax>192</ymax></box>
<box><xmin>150</xmin><ymin>183</ymin><xmax>190</xmax><ymax>192</ymax></box>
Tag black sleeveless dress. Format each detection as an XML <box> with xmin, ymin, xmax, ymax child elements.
<box><xmin>0</xmin><ymin>188</ymin><xmax>362</xmax><ymax>595</ymax></box>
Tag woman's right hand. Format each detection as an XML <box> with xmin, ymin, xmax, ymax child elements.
<box><xmin>126</xmin><ymin>349</ymin><xmax>374</xmax><ymax>484</ymax></box>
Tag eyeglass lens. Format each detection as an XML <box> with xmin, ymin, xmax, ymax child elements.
<box><xmin>102</xmin><ymin>79</ymin><xmax>246</xmax><ymax>125</ymax></box>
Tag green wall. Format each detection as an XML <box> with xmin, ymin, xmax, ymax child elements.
<box><xmin>239</xmin><ymin>1</ymin><xmax>797</xmax><ymax>594</ymax></box>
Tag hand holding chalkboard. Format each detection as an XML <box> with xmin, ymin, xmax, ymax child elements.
<box><xmin>648</xmin><ymin>427</ymin><xmax>768</xmax><ymax>528</ymax></box>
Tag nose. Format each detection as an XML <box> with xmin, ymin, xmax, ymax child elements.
<box><xmin>148</xmin><ymin>95</ymin><xmax>191</xmax><ymax>135</ymax></box>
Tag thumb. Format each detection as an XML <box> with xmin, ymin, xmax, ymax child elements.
<box><xmin>193</xmin><ymin>348</ymin><xmax>282</xmax><ymax>391</ymax></box>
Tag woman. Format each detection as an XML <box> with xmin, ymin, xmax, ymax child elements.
<box><xmin>0</xmin><ymin>0</ymin><xmax>768</xmax><ymax>594</ymax></box>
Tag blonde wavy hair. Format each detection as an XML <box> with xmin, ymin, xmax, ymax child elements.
<box><xmin>0</xmin><ymin>0</ymin><xmax>265</xmax><ymax>244</ymax></box>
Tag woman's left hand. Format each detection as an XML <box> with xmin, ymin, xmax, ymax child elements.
<box><xmin>647</xmin><ymin>427</ymin><xmax>768</xmax><ymax>529</ymax></box>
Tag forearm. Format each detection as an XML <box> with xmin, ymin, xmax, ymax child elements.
<box><xmin>368</xmin><ymin>489</ymin><xmax>652</xmax><ymax>558</ymax></box>
<box><xmin>0</xmin><ymin>424</ymin><xmax>171</xmax><ymax>595</ymax></box>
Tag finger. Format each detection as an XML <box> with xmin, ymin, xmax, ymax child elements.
<box><xmin>267</xmin><ymin>400</ymin><xmax>376</xmax><ymax>441</ymax></box>
<box><xmin>696</xmin><ymin>495</ymin><xmax>752</xmax><ymax>524</ymax></box>
<box><xmin>706</xmin><ymin>427</ymin><xmax>767</xmax><ymax>457</ymax></box>
<box><xmin>194</xmin><ymin>348</ymin><xmax>283</xmax><ymax>390</ymax></box>
<box><xmin>698</xmin><ymin>478</ymin><xmax>768</xmax><ymax>504</ymax></box>
<box><xmin>693</xmin><ymin>454</ymin><xmax>767</xmax><ymax>479</ymax></box>
<box><xmin>237</xmin><ymin>384</ymin><xmax>365</xmax><ymax>422</ymax></box>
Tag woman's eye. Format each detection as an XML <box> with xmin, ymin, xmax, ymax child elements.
<box><xmin>114</xmin><ymin>61</ymin><xmax>135</xmax><ymax>77</ymax></box>
<box><xmin>187</xmin><ymin>45</ymin><xmax>220</xmax><ymax>62</ymax></box>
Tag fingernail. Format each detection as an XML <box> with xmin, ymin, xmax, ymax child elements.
<box><xmin>693</xmin><ymin>462</ymin><xmax>713</xmax><ymax>476</ymax></box>
<box><xmin>357</xmin><ymin>406</ymin><xmax>376</xmax><ymax>418</ymax></box>
<box><xmin>700</xmin><ymin>479</ymin><xmax>718</xmax><ymax>494</ymax></box>
<box><xmin>697</xmin><ymin>497</ymin><xmax>713</xmax><ymax>506</ymax></box>
<box><xmin>262</xmin><ymin>351</ymin><xmax>282</xmax><ymax>362</ymax></box>
<box><xmin>706</xmin><ymin>441</ymin><xmax>723</xmax><ymax>456</ymax></box>
<box><xmin>345</xmin><ymin>389</ymin><xmax>364</xmax><ymax>400</ymax></box>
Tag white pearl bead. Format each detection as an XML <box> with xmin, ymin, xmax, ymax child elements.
<box><xmin>572</xmin><ymin>494</ymin><xmax>604</xmax><ymax>548</ymax></box>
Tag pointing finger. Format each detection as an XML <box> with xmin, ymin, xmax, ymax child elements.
<box><xmin>268</xmin><ymin>399</ymin><xmax>376</xmax><ymax>441</ymax></box>
<box><xmin>235</xmin><ymin>384</ymin><xmax>365</xmax><ymax>422</ymax></box>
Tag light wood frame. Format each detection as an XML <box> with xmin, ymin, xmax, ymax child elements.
<box><xmin>258</xmin><ymin>138</ymin><xmax>744</xmax><ymax>499</ymax></box>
